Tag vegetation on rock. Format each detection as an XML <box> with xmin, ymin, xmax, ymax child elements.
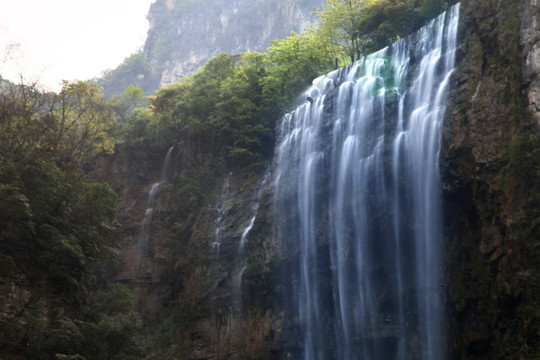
<box><xmin>0</xmin><ymin>80</ymin><xmax>147</xmax><ymax>359</ymax></box>
<box><xmin>2</xmin><ymin>0</ymin><xmax>536</xmax><ymax>358</ymax></box>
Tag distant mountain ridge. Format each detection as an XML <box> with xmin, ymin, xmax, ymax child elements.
<box><xmin>100</xmin><ymin>0</ymin><xmax>324</xmax><ymax>96</ymax></box>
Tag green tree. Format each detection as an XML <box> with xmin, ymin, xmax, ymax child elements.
<box><xmin>262</xmin><ymin>31</ymin><xmax>334</xmax><ymax>117</ymax></box>
<box><xmin>217</xmin><ymin>52</ymin><xmax>272</xmax><ymax>163</ymax></box>
<box><xmin>316</xmin><ymin>0</ymin><xmax>368</xmax><ymax>63</ymax></box>
<box><xmin>54</xmin><ymin>81</ymin><xmax>116</xmax><ymax>165</ymax></box>
<box><xmin>0</xmin><ymin>80</ymin><xmax>120</xmax><ymax>299</ymax></box>
<box><xmin>0</xmin><ymin>81</ymin><xmax>56</xmax><ymax>162</ymax></box>
<box><xmin>150</xmin><ymin>52</ymin><xmax>274</xmax><ymax>166</ymax></box>
<box><xmin>315</xmin><ymin>0</ymin><xmax>452</xmax><ymax>61</ymax></box>
<box><xmin>80</xmin><ymin>284</ymin><xmax>148</xmax><ymax>360</ymax></box>
<box><xmin>98</xmin><ymin>52</ymin><xmax>152</xmax><ymax>97</ymax></box>
<box><xmin>112</xmin><ymin>85</ymin><xmax>148</xmax><ymax>118</ymax></box>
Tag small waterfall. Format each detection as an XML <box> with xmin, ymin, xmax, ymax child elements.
<box><xmin>237</xmin><ymin>216</ymin><xmax>256</xmax><ymax>257</ymax></box>
<box><xmin>209</xmin><ymin>168</ymin><xmax>270</xmax><ymax>356</ymax></box>
<box><xmin>233</xmin><ymin>168</ymin><xmax>271</xmax><ymax>306</ymax></box>
<box><xmin>134</xmin><ymin>146</ymin><xmax>174</xmax><ymax>278</ymax></box>
<box><xmin>212</xmin><ymin>172</ymin><xmax>233</xmax><ymax>256</ymax></box>
<box><xmin>139</xmin><ymin>146</ymin><xmax>174</xmax><ymax>233</ymax></box>
<box><xmin>274</xmin><ymin>5</ymin><xmax>459</xmax><ymax>359</ymax></box>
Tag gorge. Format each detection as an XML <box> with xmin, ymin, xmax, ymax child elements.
<box><xmin>111</xmin><ymin>1</ymin><xmax>540</xmax><ymax>358</ymax></box>
<box><xmin>1</xmin><ymin>0</ymin><xmax>540</xmax><ymax>359</ymax></box>
<box><xmin>95</xmin><ymin>0</ymin><xmax>540</xmax><ymax>358</ymax></box>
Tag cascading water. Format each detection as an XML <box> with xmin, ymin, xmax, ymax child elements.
<box><xmin>135</xmin><ymin>146</ymin><xmax>174</xmax><ymax>276</ymax></box>
<box><xmin>274</xmin><ymin>5</ymin><xmax>459</xmax><ymax>359</ymax></box>
<box><xmin>209</xmin><ymin>168</ymin><xmax>271</xmax><ymax>356</ymax></box>
<box><xmin>139</xmin><ymin>146</ymin><xmax>174</xmax><ymax>233</ymax></box>
<box><xmin>212</xmin><ymin>172</ymin><xmax>233</xmax><ymax>257</ymax></box>
<box><xmin>233</xmin><ymin>168</ymin><xmax>271</xmax><ymax>307</ymax></box>
<box><xmin>116</xmin><ymin>146</ymin><xmax>174</xmax><ymax>286</ymax></box>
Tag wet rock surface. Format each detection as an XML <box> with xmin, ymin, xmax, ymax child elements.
<box><xmin>443</xmin><ymin>0</ymin><xmax>540</xmax><ymax>358</ymax></box>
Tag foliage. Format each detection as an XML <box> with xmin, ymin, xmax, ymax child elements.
<box><xmin>316</xmin><ymin>0</ymin><xmax>367</xmax><ymax>62</ymax></box>
<box><xmin>139</xmin><ymin>35</ymin><xmax>333</xmax><ymax>167</ymax></box>
<box><xmin>78</xmin><ymin>284</ymin><xmax>148</xmax><ymax>360</ymax></box>
<box><xmin>0</xmin><ymin>80</ymin><xmax>120</xmax><ymax>297</ymax></box>
<box><xmin>0</xmin><ymin>80</ymin><xmax>116</xmax><ymax>167</ymax></box>
<box><xmin>262</xmin><ymin>31</ymin><xmax>335</xmax><ymax>117</ymax></box>
<box><xmin>147</xmin><ymin>53</ymin><xmax>274</xmax><ymax>167</ymax></box>
<box><xmin>0</xmin><ymin>160</ymin><xmax>118</xmax><ymax>299</ymax></box>
<box><xmin>0</xmin><ymin>80</ymin><xmax>145</xmax><ymax>358</ymax></box>
<box><xmin>54</xmin><ymin>81</ymin><xmax>117</xmax><ymax>165</ymax></box>
<box><xmin>98</xmin><ymin>52</ymin><xmax>154</xmax><ymax>97</ymax></box>
<box><xmin>110</xmin><ymin>85</ymin><xmax>149</xmax><ymax>122</ymax></box>
<box><xmin>315</xmin><ymin>0</ymin><xmax>453</xmax><ymax>61</ymax></box>
<box><xmin>42</xmin><ymin>284</ymin><xmax>148</xmax><ymax>360</ymax></box>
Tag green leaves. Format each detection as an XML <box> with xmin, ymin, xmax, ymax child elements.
<box><xmin>263</xmin><ymin>30</ymin><xmax>335</xmax><ymax>115</ymax></box>
<box><xmin>55</xmin><ymin>81</ymin><xmax>117</xmax><ymax>164</ymax></box>
<box><xmin>315</xmin><ymin>0</ymin><xmax>452</xmax><ymax>62</ymax></box>
<box><xmin>80</xmin><ymin>284</ymin><xmax>147</xmax><ymax>360</ymax></box>
<box><xmin>316</xmin><ymin>0</ymin><xmax>367</xmax><ymax>62</ymax></box>
<box><xmin>0</xmin><ymin>81</ymin><xmax>120</xmax><ymax>299</ymax></box>
<box><xmin>98</xmin><ymin>52</ymin><xmax>152</xmax><ymax>97</ymax></box>
<box><xmin>0</xmin><ymin>80</ymin><xmax>118</xmax><ymax>167</ymax></box>
<box><xmin>47</xmin><ymin>285</ymin><xmax>147</xmax><ymax>360</ymax></box>
<box><xmin>148</xmin><ymin>52</ymin><xmax>274</xmax><ymax>167</ymax></box>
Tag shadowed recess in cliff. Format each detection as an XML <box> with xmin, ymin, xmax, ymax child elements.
<box><xmin>273</xmin><ymin>4</ymin><xmax>460</xmax><ymax>359</ymax></box>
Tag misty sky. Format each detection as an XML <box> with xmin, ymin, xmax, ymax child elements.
<box><xmin>0</xmin><ymin>0</ymin><xmax>155</xmax><ymax>92</ymax></box>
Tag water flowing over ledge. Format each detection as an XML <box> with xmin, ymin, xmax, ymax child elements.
<box><xmin>274</xmin><ymin>4</ymin><xmax>460</xmax><ymax>359</ymax></box>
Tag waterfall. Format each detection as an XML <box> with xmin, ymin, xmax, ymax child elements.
<box><xmin>134</xmin><ymin>146</ymin><xmax>174</xmax><ymax>278</ymax></box>
<box><xmin>139</xmin><ymin>146</ymin><xmax>174</xmax><ymax>232</ymax></box>
<box><xmin>212</xmin><ymin>172</ymin><xmax>233</xmax><ymax>256</ymax></box>
<box><xmin>234</xmin><ymin>167</ymin><xmax>271</xmax><ymax>306</ymax></box>
<box><xmin>274</xmin><ymin>4</ymin><xmax>460</xmax><ymax>359</ymax></box>
<box><xmin>209</xmin><ymin>167</ymin><xmax>271</xmax><ymax>356</ymax></box>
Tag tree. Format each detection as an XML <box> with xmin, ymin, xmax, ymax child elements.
<box><xmin>80</xmin><ymin>284</ymin><xmax>148</xmax><ymax>360</ymax></box>
<box><xmin>217</xmin><ymin>51</ymin><xmax>272</xmax><ymax>163</ymax></box>
<box><xmin>357</xmin><ymin>0</ymin><xmax>418</xmax><ymax>53</ymax></box>
<box><xmin>315</xmin><ymin>0</ymin><xmax>452</xmax><ymax>61</ymax></box>
<box><xmin>0</xmin><ymin>80</ymin><xmax>56</xmax><ymax>163</ymax></box>
<box><xmin>98</xmin><ymin>52</ymin><xmax>152</xmax><ymax>97</ymax></box>
<box><xmin>316</xmin><ymin>0</ymin><xmax>368</xmax><ymax>63</ymax></box>
<box><xmin>0</xmin><ymin>80</ymin><xmax>120</xmax><ymax>298</ymax></box>
<box><xmin>53</xmin><ymin>81</ymin><xmax>116</xmax><ymax>165</ymax></box>
<box><xmin>262</xmin><ymin>30</ymin><xmax>334</xmax><ymax>117</ymax></box>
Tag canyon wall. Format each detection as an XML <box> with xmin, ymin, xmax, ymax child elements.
<box><xmin>442</xmin><ymin>0</ymin><xmax>540</xmax><ymax>357</ymax></box>
<box><xmin>107</xmin><ymin>0</ymin><xmax>540</xmax><ymax>358</ymax></box>
<box><xmin>142</xmin><ymin>0</ymin><xmax>324</xmax><ymax>91</ymax></box>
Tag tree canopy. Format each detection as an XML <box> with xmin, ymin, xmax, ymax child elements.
<box><xmin>0</xmin><ymin>79</ymin><xmax>148</xmax><ymax>358</ymax></box>
<box><xmin>315</xmin><ymin>0</ymin><xmax>454</xmax><ymax>61</ymax></box>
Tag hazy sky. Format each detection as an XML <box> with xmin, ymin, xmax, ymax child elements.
<box><xmin>0</xmin><ymin>0</ymin><xmax>156</xmax><ymax>92</ymax></box>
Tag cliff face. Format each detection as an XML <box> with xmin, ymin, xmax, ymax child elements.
<box><xmin>144</xmin><ymin>0</ymin><xmax>324</xmax><ymax>89</ymax></box>
<box><xmin>104</xmin><ymin>140</ymin><xmax>280</xmax><ymax>358</ymax></box>
<box><xmin>442</xmin><ymin>0</ymin><xmax>540</xmax><ymax>357</ymax></box>
<box><xmin>106</xmin><ymin>1</ymin><xmax>540</xmax><ymax>359</ymax></box>
<box><xmin>102</xmin><ymin>145</ymin><xmax>177</xmax><ymax>319</ymax></box>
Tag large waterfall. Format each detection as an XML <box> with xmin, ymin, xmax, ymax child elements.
<box><xmin>274</xmin><ymin>4</ymin><xmax>460</xmax><ymax>359</ymax></box>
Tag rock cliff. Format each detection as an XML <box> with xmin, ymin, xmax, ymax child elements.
<box><xmin>107</xmin><ymin>0</ymin><xmax>540</xmax><ymax>358</ymax></box>
<box><xmin>442</xmin><ymin>0</ymin><xmax>540</xmax><ymax>358</ymax></box>
<box><xmin>144</xmin><ymin>0</ymin><xmax>324</xmax><ymax>90</ymax></box>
